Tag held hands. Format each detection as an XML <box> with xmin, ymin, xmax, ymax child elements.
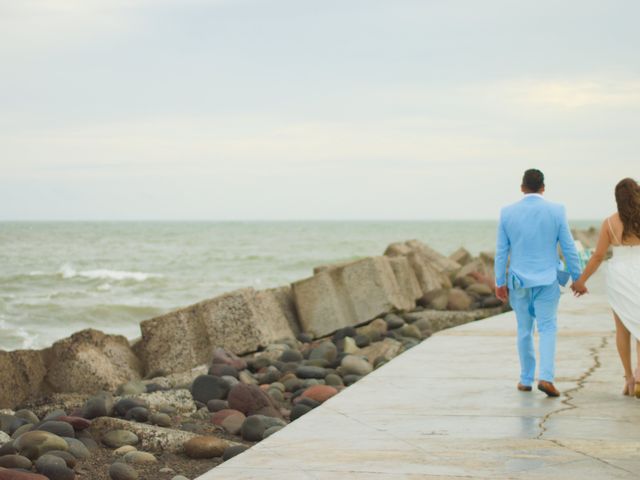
<box><xmin>495</xmin><ymin>285</ymin><xmax>509</xmax><ymax>303</ymax></box>
<box><xmin>571</xmin><ymin>279</ymin><xmax>588</xmax><ymax>297</ymax></box>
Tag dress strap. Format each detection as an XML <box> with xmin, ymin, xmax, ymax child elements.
<box><xmin>608</xmin><ymin>217</ymin><xmax>621</xmax><ymax>245</ymax></box>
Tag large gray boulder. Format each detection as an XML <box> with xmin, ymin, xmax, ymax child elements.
<box><xmin>293</xmin><ymin>256</ymin><xmax>412</xmax><ymax>338</ymax></box>
<box><xmin>138</xmin><ymin>288</ymin><xmax>296</xmax><ymax>375</ymax></box>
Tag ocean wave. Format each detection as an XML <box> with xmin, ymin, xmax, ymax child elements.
<box><xmin>59</xmin><ymin>264</ymin><xmax>162</xmax><ymax>282</ymax></box>
<box><xmin>0</xmin><ymin>317</ymin><xmax>36</xmax><ymax>350</ymax></box>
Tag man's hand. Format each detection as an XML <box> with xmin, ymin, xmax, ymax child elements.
<box><xmin>571</xmin><ymin>279</ymin><xmax>588</xmax><ymax>297</ymax></box>
<box><xmin>495</xmin><ymin>285</ymin><xmax>509</xmax><ymax>303</ymax></box>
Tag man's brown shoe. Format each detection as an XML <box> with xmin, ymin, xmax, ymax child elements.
<box><xmin>517</xmin><ymin>383</ymin><xmax>532</xmax><ymax>392</ymax></box>
<box><xmin>538</xmin><ymin>380</ymin><xmax>560</xmax><ymax>397</ymax></box>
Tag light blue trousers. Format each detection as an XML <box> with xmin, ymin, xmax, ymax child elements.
<box><xmin>509</xmin><ymin>281</ymin><xmax>560</xmax><ymax>385</ymax></box>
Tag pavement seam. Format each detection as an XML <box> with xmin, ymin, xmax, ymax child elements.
<box><xmin>536</xmin><ymin>336</ymin><xmax>607</xmax><ymax>438</ymax></box>
<box><xmin>536</xmin><ymin>335</ymin><xmax>634</xmax><ymax>474</ymax></box>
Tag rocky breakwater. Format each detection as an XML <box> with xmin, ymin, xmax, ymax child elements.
<box><xmin>0</xmin><ymin>239</ymin><xmax>511</xmax><ymax>479</ymax></box>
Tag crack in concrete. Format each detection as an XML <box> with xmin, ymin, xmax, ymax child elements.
<box><xmin>536</xmin><ymin>336</ymin><xmax>634</xmax><ymax>474</ymax></box>
<box><xmin>537</xmin><ymin>336</ymin><xmax>608</xmax><ymax>439</ymax></box>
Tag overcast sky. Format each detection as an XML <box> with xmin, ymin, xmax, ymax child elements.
<box><xmin>1</xmin><ymin>0</ymin><xmax>638</xmax><ymax>220</ymax></box>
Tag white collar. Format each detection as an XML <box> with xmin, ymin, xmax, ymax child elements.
<box><xmin>523</xmin><ymin>193</ymin><xmax>544</xmax><ymax>199</ymax></box>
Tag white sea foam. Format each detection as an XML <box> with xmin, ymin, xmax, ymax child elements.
<box><xmin>97</xmin><ymin>283</ymin><xmax>112</xmax><ymax>291</ymax></box>
<box><xmin>59</xmin><ymin>264</ymin><xmax>161</xmax><ymax>282</ymax></box>
<box><xmin>17</xmin><ymin>328</ymin><xmax>36</xmax><ymax>349</ymax></box>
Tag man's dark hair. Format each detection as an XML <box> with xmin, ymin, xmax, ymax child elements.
<box><xmin>522</xmin><ymin>169</ymin><xmax>545</xmax><ymax>192</ymax></box>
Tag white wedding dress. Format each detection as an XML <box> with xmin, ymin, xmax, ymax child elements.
<box><xmin>606</xmin><ymin>221</ymin><xmax>640</xmax><ymax>340</ymax></box>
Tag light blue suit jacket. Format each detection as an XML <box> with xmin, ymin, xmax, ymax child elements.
<box><xmin>495</xmin><ymin>194</ymin><xmax>581</xmax><ymax>289</ymax></box>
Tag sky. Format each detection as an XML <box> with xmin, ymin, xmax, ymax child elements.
<box><xmin>1</xmin><ymin>0</ymin><xmax>638</xmax><ymax>221</ymax></box>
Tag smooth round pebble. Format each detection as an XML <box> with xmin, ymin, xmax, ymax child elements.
<box><xmin>42</xmin><ymin>409</ymin><xmax>66</xmax><ymax>421</ymax></box>
<box><xmin>113</xmin><ymin>445</ymin><xmax>137</xmax><ymax>456</ymax></box>
<box><xmin>208</xmin><ymin>364</ymin><xmax>239</xmax><ymax>378</ymax></box>
<box><xmin>56</xmin><ymin>416</ymin><xmax>91</xmax><ymax>431</ymax></box>
<box><xmin>159</xmin><ymin>405</ymin><xmax>177</xmax><ymax>415</ymax></box>
<box><xmin>290</xmin><ymin>404</ymin><xmax>312</xmax><ymax>421</ymax></box>
<box><xmin>220</xmin><ymin>413</ymin><xmax>245</xmax><ymax>436</ymax></box>
<box><xmin>279</xmin><ymin>349</ymin><xmax>303</xmax><ymax>363</ymax></box>
<box><xmin>206</xmin><ymin>400</ymin><xmax>228</xmax><ymax>413</ymax></box>
<box><xmin>262</xmin><ymin>426</ymin><xmax>282</xmax><ymax>438</ymax></box>
<box><xmin>0</xmin><ymin>453</ymin><xmax>33</xmax><ymax>469</ymax></box>
<box><xmin>325</xmin><ymin>373</ymin><xmax>344</xmax><ymax>387</ymax></box>
<box><xmin>109</xmin><ymin>462</ymin><xmax>139</xmax><ymax>480</ymax></box>
<box><xmin>11</xmin><ymin>423</ymin><xmax>33</xmax><ymax>439</ymax></box>
<box><xmin>340</xmin><ymin>355</ymin><xmax>373</xmax><ymax>376</ymax></box>
<box><xmin>38</xmin><ymin>421</ymin><xmax>75</xmax><ymax>439</ymax></box>
<box><xmin>295</xmin><ymin>366</ymin><xmax>326</xmax><ymax>379</ymax></box>
<box><xmin>301</xmin><ymin>385</ymin><xmax>338</xmax><ymax>404</ymax></box>
<box><xmin>124</xmin><ymin>407</ymin><xmax>149</xmax><ymax>423</ymax></box>
<box><xmin>64</xmin><ymin>437</ymin><xmax>91</xmax><ymax>459</ymax></box>
<box><xmin>191</xmin><ymin>375</ymin><xmax>230</xmax><ymax>404</ymax></box>
<box><xmin>102</xmin><ymin>430</ymin><xmax>139</xmax><ymax>449</ymax></box>
<box><xmin>0</xmin><ymin>441</ymin><xmax>17</xmax><ymax>456</ymax></box>
<box><xmin>80</xmin><ymin>394</ymin><xmax>113</xmax><ymax>419</ymax></box>
<box><xmin>14</xmin><ymin>410</ymin><xmax>39</xmax><ymax>425</ymax></box>
<box><xmin>384</xmin><ymin>313</ymin><xmax>405</xmax><ymax>329</ymax></box>
<box><xmin>13</xmin><ymin>431</ymin><xmax>69</xmax><ymax>460</ymax></box>
<box><xmin>35</xmin><ymin>454</ymin><xmax>75</xmax><ymax>480</ymax></box>
<box><xmin>222</xmin><ymin>444</ymin><xmax>249</xmax><ymax>461</ymax></box>
<box><xmin>183</xmin><ymin>436</ymin><xmax>226</xmax><ymax>459</ymax></box>
<box><xmin>114</xmin><ymin>399</ymin><xmax>147</xmax><ymax>418</ymax></box>
<box><xmin>44</xmin><ymin>450</ymin><xmax>77</xmax><ymax>468</ymax></box>
<box><xmin>149</xmin><ymin>413</ymin><xmax>171</xmax><ymax>427</ymax></box>
<box><xmin>123</xmin><ymin>451</ymin><xmax>157</xmax><ymax>464</ymax></box>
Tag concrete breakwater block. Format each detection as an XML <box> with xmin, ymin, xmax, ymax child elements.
<box><xmin>44</xmin><ymin>329</ymin><xmax>143</xmax><ymax>395</ymax></box>
<box><xmin>386</xmin><ymin>239</ymin><xmax>461</xmax><ymax>274</ymax></box>
<box><xmin>0</xmin><ymin>350</ymin><xmax>47</xmax><ymax>410</ymax></box>
<box><xmin>384</xmin><ymin>240</ymin><xmax>458</xmax><ymax>295</ymax></box>
<box><xmin>387</xmin><ymin>256</ymin><xmax>423</xmax><ymax>305</ymax></box>
<box><xmin>137</xmin><ymin>287</ymin><xmax>296</xmax><ymax>376</ymax></box>
<box><xmin>292</xmin><ymin>256</ymin><xmax>413</xmax><ymax>338</ymax></box>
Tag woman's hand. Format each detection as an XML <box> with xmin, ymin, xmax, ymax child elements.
<box><xmin>571</xmin><ymin>279</ymin><xmax>588</xmax><ymax>297</ymax></box>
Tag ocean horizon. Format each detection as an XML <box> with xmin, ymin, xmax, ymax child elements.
<box><xmin>0</xmin><ymin>220</ymin><xmax>598</xmax><ymax>351</ymax></box>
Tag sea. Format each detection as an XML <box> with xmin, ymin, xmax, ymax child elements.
<box><xmin>0</xmin><ymin>220</ymin><xmax>597</xmax><ymax>351</ymax></box>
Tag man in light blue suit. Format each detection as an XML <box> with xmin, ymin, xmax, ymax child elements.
<box><xmin>495</xmin><ymin>169</ymin><xmax>582</xmax><ymax>397</ymax></box>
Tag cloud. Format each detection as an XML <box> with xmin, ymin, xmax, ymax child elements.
<box><xmin>504</xmin><ymin>78</ymin><xmax>640</xmax><ymax>109</ymax></box>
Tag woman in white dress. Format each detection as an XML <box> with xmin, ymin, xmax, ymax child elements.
<box><xmin>572</xmin><ymin>178</ymin><xmax>640</xmax><ymax>396</ymax></box>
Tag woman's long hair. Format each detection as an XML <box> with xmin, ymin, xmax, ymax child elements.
<box><xmin>615</xmin><ymin>178</ymin><xmax>640</xmax><ymax>240</ymax></box>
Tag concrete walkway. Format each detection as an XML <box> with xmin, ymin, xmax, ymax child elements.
<box><xmin>198</xmin><ymin>273</ymin><xmax>640</xmax><ymax>479</ymax></box>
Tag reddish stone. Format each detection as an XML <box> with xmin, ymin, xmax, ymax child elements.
<box><xmin>211</xmin><ymin>409</ymin><xmax>242</xmax><ymax>426</ymax></box>
<box><xmin>227</xmin><ymin>383</ymin><xmax>283</xmax><ymax>419</ymax></box>
<box><xmin>56</xmin><ymin>416</ymin><xmax>91</xmax><ymax>431</ymax></box>
<box><xmin>210</xmin><ymin>347</ymin><xmax>247</xmax><ymax>371</ymax></box>
<box><xmin>0</xmin><ymin>468</ymin><xmax>49</xmax><ymax>480</ymax></box>
<box><xmin>220</xmin><ymin>412</ymin><xmax>245</xmax><ymax>435</ymax></box>
<box><xmin>301</xmin><ymin>385</ymin><xmax>338</xmax><ymax>404</ymax></box>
